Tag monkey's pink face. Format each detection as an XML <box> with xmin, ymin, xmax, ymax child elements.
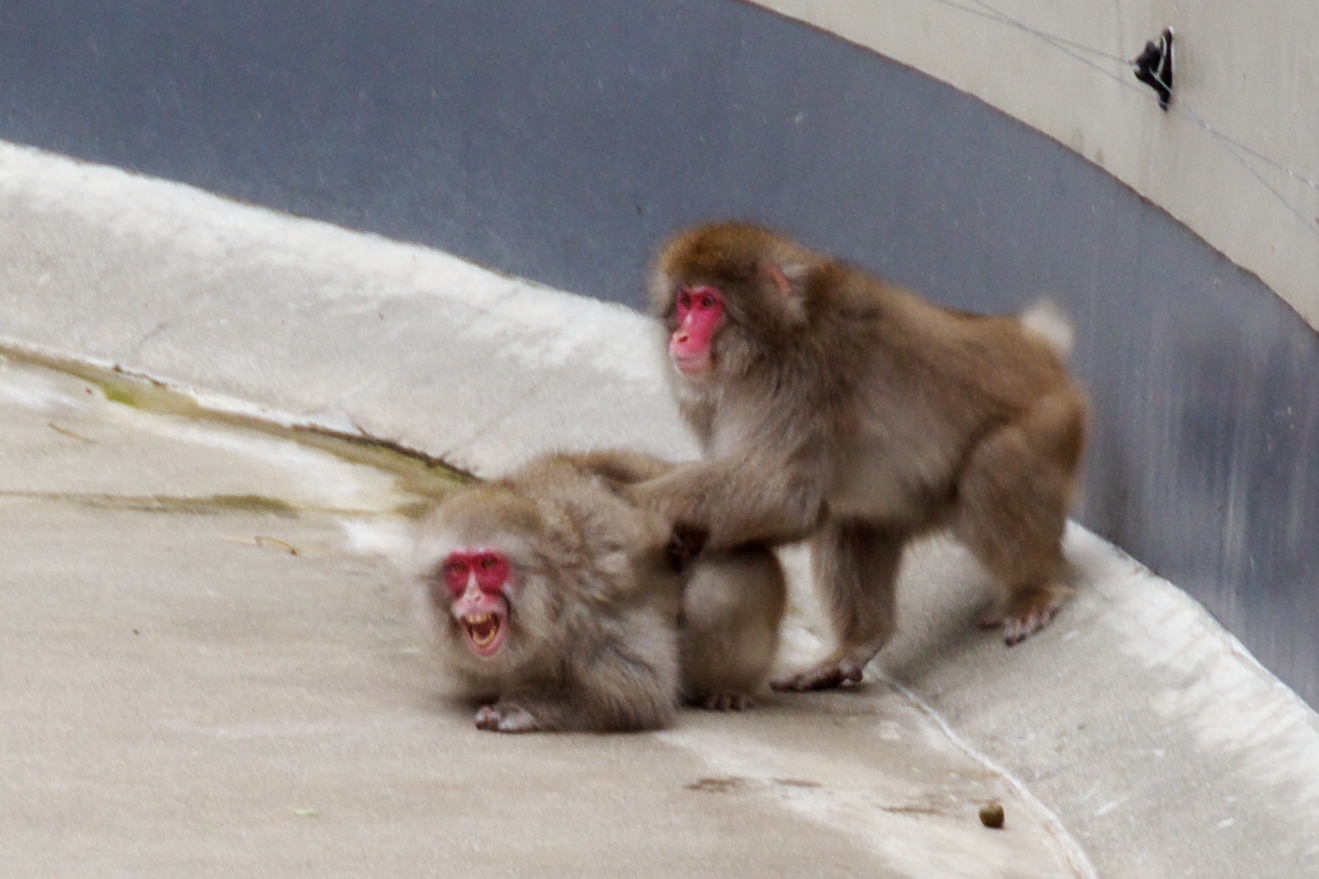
<box><xmin>442</xmin><ymin>549</ymin><xmax>513</xmax><ymax>659</ymax></box>
<box><xmin>670</xmin><ymin>285</ymin><xmax>725</xmax><ymax>375</ymax></box>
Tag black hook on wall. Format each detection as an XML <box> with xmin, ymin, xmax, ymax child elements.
<box><xmin>1133</xmin><ymin>27</ymin><xmax>1175</xmax><ymax>110</ymax></box>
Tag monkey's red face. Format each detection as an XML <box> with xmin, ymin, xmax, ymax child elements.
<box><xmin>670</xmin><ymin>285</ymin><xmax>725</xmax><ymax>375</ymax></box>
<box><xmin>442</xmin><ymin>549</ymin><xmax>512</xmax><ymax>659</ymax></box>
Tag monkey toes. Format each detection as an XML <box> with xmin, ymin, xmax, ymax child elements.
<box><xmin>978</xmin><ymin>587</ymin><xmax>1072</xmax><ymax>646</ymax></box>
<box><xmin>698</xmin><ymin>691</ymin><xmax>755</xmax><ymax>712</ymax></box>
<box><xmin>999</xmin><ymin>607</ymin><xmax>1059</xmax><ymax>646</ymax></box>
<box><xmin>474</xmin><ymin>703</ymin><xmax>539</xmax><ymax>733</ymax></box>
<box><xmin>770</xmin><ymin>659</ymin><xmax>867</xmax><ymax>692</ymax></box>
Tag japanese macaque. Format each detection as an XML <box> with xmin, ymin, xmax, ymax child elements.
<box><xmin>413</xmin><ymin>450</ymin><xmax>785</xmax><ymax>732</ymax></box>
<box><xmin>635</xmin><ymin>221</ymin><xmax>1088</xmax><ymax>691</ymax></box>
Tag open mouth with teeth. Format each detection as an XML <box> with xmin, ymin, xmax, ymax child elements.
<box><xmin>461</xmin><ymin>609</ymin><xmax>508</xmax><ymax>658</ymax></box>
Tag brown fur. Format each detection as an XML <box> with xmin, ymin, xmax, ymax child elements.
<box><xmin>636</xmin><ymin>222</ymin><xmax>1089</xmax><ymax>688</ymax></box>
<box><xmin>414</xmin><ymin>450</ymin><xmax>786</xmax><ymax>731</ymax></box>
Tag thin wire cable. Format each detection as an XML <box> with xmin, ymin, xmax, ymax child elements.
<box><xmin>1175</xmin><ymin>102</ymin><xmax>1319</xmax><ymax>193</ymax></box>
<box><xmin>1177</xmin><ymin>104</ymin><xmax>1319</xmax><ymax>236</ymax></box>
<box><xmin>927</xmin><ymin>0</ymin><xmax>1166</xmax><ymax>109</ymax></box>
<box><xmin>920</xmin><ymin>0</ymin><xmax>1319</xmax><ymax>237</ymax></box>
<box><xmin>970</xmin><ymin>0</ymin><xmax>1319</xmax><ymax>196</ymax></box>
<box><xmin>963</xmin><ymin>0</ymin><xmax>1130</xmax><ymax>64</ymax></box>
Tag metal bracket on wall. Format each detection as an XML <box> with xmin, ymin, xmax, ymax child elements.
<box><xmin>1133</xmin><ymin>27</ymin><xmax>1175</xmax><ymax>110</ymax></box>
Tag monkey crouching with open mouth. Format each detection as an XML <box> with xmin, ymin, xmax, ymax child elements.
<box><xmin>413</xmin><ymin>450</ymin><xmax>786</xmax><ymax>733</ymax></box>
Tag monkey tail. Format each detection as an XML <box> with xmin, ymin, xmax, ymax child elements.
<box><xmin>1019</xmin><ymin>299</ymin><xmax>1075</xmax><ymax>360</ymax></box>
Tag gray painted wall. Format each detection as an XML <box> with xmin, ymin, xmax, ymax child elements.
<box><xmin>3</xmin><ymin>0</ymin><xmax>1316</xmax><ymax>703</ymax></box>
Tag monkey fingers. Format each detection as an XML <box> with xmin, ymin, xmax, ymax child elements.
<box><xmin>474</xmin><ymin>702</ymin><xmax>540</xmax><ymax>733</ymax></box>
<box><xmin>665</xmin><ymin>522</ymin><xmax>709</xmax><ymax>570</ymax></box>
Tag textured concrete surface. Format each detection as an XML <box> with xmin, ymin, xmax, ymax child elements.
<box><xmin>0</xmin><ymin>359</ymin><xmax>1082</xmax><ymax>879</ymax></box>
<box><xmin>1</xmin><ymin>144</ymin><xmax>1318</xmax><ymax>876</ymax></box>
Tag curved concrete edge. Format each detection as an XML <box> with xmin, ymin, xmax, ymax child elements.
<box><xmin>4</xmin><ymin>142</ymin><xmax>1319</xmax><ymax>873</ymax></box>
<box><xmin>0</xmin><ymin>141</ymin><xmax>695</xmax><ymax>477</ymax></box>
<box><xmin>883</xmin><ymin>528</ymin><xmax>1319</xmax><ymax>873</ymax></box>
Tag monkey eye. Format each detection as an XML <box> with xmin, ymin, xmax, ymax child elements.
<box><xmin>473</xmin><ymin>552</ymin><xmax>510</xmax><ymax>592</ymax></box>
<box><xmin>442</xmin><ymin>556</ymin><xmax>470</xmax><ymax>593</ymax></box>
<box><xmin>442</xmin><ymin>551</ymin><xmax>509</xmax><ymax>593</ymax></box>
<box><xmin>677</xmin><ymin>285</ymin><xmax>722</xmax><ymax>317</ymax></box>
<box><xmin>687</xmin><ymin>285</ymin><xmax>721</xmax><ymax>310</ymax></box>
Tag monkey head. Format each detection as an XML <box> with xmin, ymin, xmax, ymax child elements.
<box><xmin>438</xmin><ymin>547</ymin><xmax>513</xmax><ymax>658</ymax></box>
<box><xmin>668</xmin><ymin>285</ymin><xmax>723</xmax><ymax>375</ymax></box>
<box><xmin>651</xmin><ymin>222</ymin><xmax>818</xmax><ymax>381</ymax></box>
<box><xmin>414</xmin><ymin>488</ymin><xmax>558</xmax><ymax>673</ymax></box>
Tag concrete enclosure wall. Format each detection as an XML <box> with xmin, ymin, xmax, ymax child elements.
<box><xmin>756</xmin><ymin>0</ymin><xmax>1319</xmax><ymax>332</ymax></box>
<box><xmin>1</xmin><ymin>0</ymin><xmax>1316</xmax><ymax>704</ymax></box>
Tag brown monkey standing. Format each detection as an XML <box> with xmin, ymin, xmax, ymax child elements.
<box><xmin>635</xmin><ymin>221</ymin><xmax>1088</xmax><ymax>691</ymax></box>
<box><xmin>413</xmin><ymin>450</ymin><xmax>785</xmax><ymax>732</ymax></box>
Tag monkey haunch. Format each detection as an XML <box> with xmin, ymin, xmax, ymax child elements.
<box><xmin>414</xmin><ymin>451</ymin><xmax>785</xmax><ymax>732</ymax></box>
<box><xmin>638</xmin><ymin>222</ymin><xmax>1089</xmax><ymax>691</ymax></box>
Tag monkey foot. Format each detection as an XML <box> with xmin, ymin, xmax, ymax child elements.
<box><xmin>1002</xmin><ymin>608</ymin><xmax>1059</xmax><ymax>646</ymax></box>
<box><xmin>770</xmin><ymin>659</ymin><xmax>866</xmax><ymax>692</ymax></box>
<box><xmin>696</xmin><ymin>691</ymin><xmax>754</xmax><ymax>712</ymax></box>
<box><xmin>474</xmin><ymin>703</ymin><xmax>539</xmax><ymax>733</ymax></box>
<box><xmin>979</xmin><ymin>596</ymin><xmax>1067</xmax><ymax>646</ymax></box>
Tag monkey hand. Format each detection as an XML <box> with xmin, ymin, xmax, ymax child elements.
<box><xmin>474</xmin><ymin>702</ymin><xmax>540</xmax><ymax>733</ymax></box>
<box><xmin>665</xmin><ymin>522</ymin><xmax>709</xmax><ymax>570</ymax></box>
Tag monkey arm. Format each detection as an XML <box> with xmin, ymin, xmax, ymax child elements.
<box><xmin>559</xmin><ymin>448</ymin><xmax>672</xmax><ymax>486</ymax></box>
<box><xmin>632</xmin><ymin>450</ymin><xmax>829</xmax><ymax>550</ymax></box>
<box><xmin>473</xmin><ymin>618</ymin><xmax>680</xmax><ymax>733</ymax></box>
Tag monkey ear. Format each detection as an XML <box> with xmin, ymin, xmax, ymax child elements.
<box><xmin>763</xmin><ymin>257</ymin><xmax>811</xmax><ymax>325</ymax></box>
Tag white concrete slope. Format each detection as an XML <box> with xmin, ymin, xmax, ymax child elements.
<box><xmin>2</xmin><ymin>141</ymin><xmax>1318</xmax><ymax>876</ymax></box>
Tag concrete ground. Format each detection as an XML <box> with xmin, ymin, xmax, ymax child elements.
<box><xmin>2</xmin><ymin>141</ymin><xmax>1318</xmax><ymax>877</ymax></box>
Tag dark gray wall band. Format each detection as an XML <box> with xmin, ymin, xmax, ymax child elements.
<box><xmin>3</xmin><ymin>0</ymin><xmax>1316</xmax><ymax>703</ymax></box>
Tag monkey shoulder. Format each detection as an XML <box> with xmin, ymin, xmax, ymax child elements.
<box><xmin>515</xmin><ymin>469</ymin><xmax>678</xmax><ymax>597</ymax></box>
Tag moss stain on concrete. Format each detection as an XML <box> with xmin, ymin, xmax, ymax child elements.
<box><xmin>0</xmin><ymin>491</ymin><xmax>301</xmax><ymax>517</ymax></box>
<box><xmin>1</xmin><ymin>345</ymin><xmax>470</xmax><ymax>517</ymax></box>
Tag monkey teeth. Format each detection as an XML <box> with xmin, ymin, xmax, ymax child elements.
<box><xmin>465</xmin><ymin>614</ymin><xmax>497</xmax><ymax>645</ymax></box>
<box><xmin>462</xmin><ymin>612</ymin><xmax>505</xmax><ymax>656</ymax></box>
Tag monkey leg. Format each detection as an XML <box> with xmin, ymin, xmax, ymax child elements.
<box><xmin>955</xmin><ymin>396</ymin><xmax>1081</xmax><ymax>646</ymax></box>
<box><xmin>771</xmin><ymin>519</ymin><xmax>905</xmax><ymax>691</ymax></box>
<box><xmin>679</xmin><ymin>546</ymin><xmax>787</xmax><ymax>710</ymax></box>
